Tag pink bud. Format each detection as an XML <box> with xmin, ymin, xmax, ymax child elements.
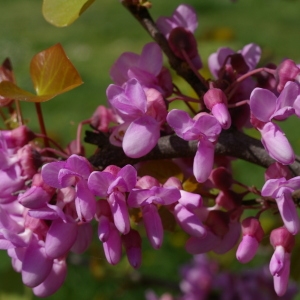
<box><xmin>122</xmin><ymin>229</ymin><xmax>142</xmax><ymax>269</ymax></box>
<box><xmin>270</xmin><ymin>227</ymin><xmax>295</xmax><ymax>253</ymax></box>
<box><xmin>203</xmin><ymin>88</ymin><xmax>227</xmax><ymax>110</ymax></box>
<box><xmin>136</xmin><ymin>175</ymin><xmax>160</xmax><ymax>189</ymax></box>
<box><xmin>168</xmin><ymin>27</ymin><xmax>202</xmax><ymax>69</ymax></box>
<box><xmin>163</xmin><ymin>176</ymin><xmax>183</xmax><ymax>189</ymax></box>
<box><xmin>1</xmin><ymin>125</ymin><xmax>35</xmax><ymax>149</ymax></box>
<box><xmin>174</xmin><ymin>202</ymin><xmax>206</xmax><ymax>238</ymax></box>
<box><xmin>90</xmin><ymin>105</ymin><xmax>117</xmax><ymax>132</ymax></box>
<box><xmin>265</xmin><ymin>162</ymin><xmax>292</xmax><ymax>181</ymax></box>
<box><xmin>45</xmin><ymin>219</ymin><xmax>78</xmax><ymax>259</ymax></box>
<box><xmin>276</xmin><ymin>59</ymin><xmax>300</xmax><ymax>93</ymax></box>
<box><xmin>236</xmin><ymin>217</ymin><xmax>264</xmax><ymax>263</ymax></box>
<box><xmin>18</xmin><ymin>173</ymin><xmax>56</xmax><ymax>209</ymax></box>
<box><xmin>102</xmin><ymin>223</ymin><xmax>122</xmax><ymax>265</ymax></box>
<box><xmin>215</xmin><ymin>190</ymin><xmax>242</xmax><ymax>210</ymax></box>
<box><xmin>22</xmin><ymin>240</ymin><xmax>53</xmax><ymax>288</ymax></box>
<box><xmin>71</xmin><ymin>222</ymin><xmax>93</xmax><ymax>254</ymax></box>
<box><xmin>32</xmin><ymin>259</ymin><xmax>67</xmax><ymax>298</ymax></box>
<box><xmin>209</xmin><ymin>167</ymin><xmax>233</xmax><ymax>190</ymax></box>
<box><xmin>260</xmin><ymin>122</ymin><xmax>295</xmax><ymax>165</ymax></box>
<box><xmin>17</xmin><ymin>145</ymin><xmax>42</xmax><ymax>179</ymax></box>
<box><xmin>211</xmin><ymin>103</ymin><xmax>231</xmax><ymax>129</ymax></box>
<box><xmin>142</xmin><ymin>203</ymin><xmax>163</xmax><ymax>249</ymax></box>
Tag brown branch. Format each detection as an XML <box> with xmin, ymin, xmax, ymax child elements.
<box><xmin>85</xmin><ymin>128</ymin><xmax>300</xmax><ymax>176</ymax></box>
<box><xmin>85</xmin><ymin>1</ymin><xmax>300</xmax><ymax>178</ymax></box>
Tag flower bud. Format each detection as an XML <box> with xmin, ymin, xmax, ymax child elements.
<box><xmin>122</xmin><ymin>229</ymin><xmax>142</xmax><ymax>269</ymax></box>
<box><xmin>236</xmin><ymin>217</ymin><xmax>264</xmax><ymax>263</ymax></box>
<box><xmin>209</xmin><ymin>167</ymin><xmax>233</xmax><ymax>190</ymax></box>
<box><xmin>264</xmin><ymin>162</ymin><xmax>292</xmax><ymax>181</ymax></box>
<box><xmin>1</xmin><ymin>125</ymin><xmax>35</xmax><ymax>149</ymax></box>
<box><xmin>168</xmin><ymin>27</ymin><xmax>202</xmax><ymax>69</ymax></box>
<box><xmin>276</xmin><ymin>59</ymin><xmax>300</xmax><ymax>93</ymax></box>
<box><xmin>203</xmin><ymin>89</ymin><xmax>231</xmax><ymax>129</ymax></box>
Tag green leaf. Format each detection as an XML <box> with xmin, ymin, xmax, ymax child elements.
<box><xmin>30</xmin><ymin>43</ymin><xmax>83</xmax><ymax>100</ymax></box>
<box><xmin>42</xmin><ymin>0</ymin><xmax>95</xmax><ymax>27</ymax></box>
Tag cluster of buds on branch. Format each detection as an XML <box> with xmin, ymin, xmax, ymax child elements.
<box><xmin>1</xmin><ymin>1</ymin><xmax>300</xmax><ymax>298</ymax></box>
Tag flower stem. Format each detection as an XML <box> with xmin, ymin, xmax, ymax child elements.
<box><xmin>35</xmin><ymin>102</ymin><xmax>49</xmax><ymax>148</ymax></box>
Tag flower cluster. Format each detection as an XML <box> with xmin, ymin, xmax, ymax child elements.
<box><xmin>1</xmin><ymin>2</ymin><xmax>300</xmax><ymax>298</ymax></box>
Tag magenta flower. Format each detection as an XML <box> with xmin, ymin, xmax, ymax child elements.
<box><xmin>156</xmin><ymin>4</ymin><xmax>201</xmax><ymax>70</ymax></box>
<box><xmin>260</xmin><ymin>122</ymin><xmax>295</xmax><ymax>165</ymax></box>
<box><xmin>41</xmin><ymin>154</ymin><xmax>96</xmax><ymax>222</ymax></box>
<box><xmin>32</xmin><ymin>258</ymin><xmax>67</xmax><ymax>297</ymax></box>
<box><xmin>249</xmin><ymin>82</ymin><xmax>299</xmax><ymax>165</ymax></box>
<box><xmin>121</xmin><ymin>228</ymin><xmax>142</xmax><ymax>269</ymax></box>
<box><xmin>107</xmin><ymin>78</ymin><xmax>167</xmax><ymax>158</ymax></box>
<box><xmin>250</xmin><ymin>81</ymin><xmax>299</xmax><ymax>122</ymax></box>
<box><xmin>203</xmin><ymin>88</ymin><xmax>231</xmax><ymax>129</ymax></box>
<box><xmin>167</xmin><ymin>109</ymin><xmax>222</xmax><ymax>182</ymax></box>
<box><xmin>18</xmin><ymin>173</ymin><xmax>56</xmax><ymax>209</ymax></box>
<box><xmin>173</xmin><ymin>190</ymin><xmax>207</xmax><ymax>238</ymax></box>
<box><xmin>262</xmin><ymin>177</ymin><xmax>300</xmax><ymax>234</ymax></box>
<box><xmin>185</xmin><ymin>210</ymin><xmax>241</xmax><ymax>255</ymax></box>
<box><xmin>208</xmin><ymin>43</ymin><xmax>261</xmax><ymax>79</ymax></box>
<box><xmin>91</xmin><ymin>200</ymin><xmax>122</xmax><ymax>265</ymax></box>
<box><xmin>276</xmin><ymin>59</ymin><xmax>300</xmax><ymax>92</ymax></box>
<box><xmin>236</xmin><ymin>217</ymin><xmax>264</xmax><ymax>263</ymax></box>
<box><xmin>21</xmin><ymin>238</ymin><xmax>53</xmax><ymax>288</ymax></box>
<box><xmin>110</xmin><ymin>42</ymin><xmax>172</xmax><ymax>97</ymax></box>
<box><xmin>269</xmin><ymin>227</ymin><xmax>295</xmax><ymax>297</ymax></box>
<box><xmin>156</xmin><ymin>4</ymin><xmax>198</xmax><ymax>38</ymax></box>
<box><xmin>127</xmin><ymin>176</ymin><xmax>181</xmax><ymax>249</ymax></box>
<box><xmin>88</xmin><ymin>164</ymin><xmax>137</xmax><ymax>234</ymax></box>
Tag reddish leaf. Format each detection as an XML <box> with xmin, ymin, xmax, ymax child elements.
<box><xmin>30</xmin><ymin>43</ymin><xmax>83</xmax><ymax>98</ymax></box>
<box><xmin>0</xmin><ymin>44</ymin><xmax>83</xmax><ymax>103</ymax></box>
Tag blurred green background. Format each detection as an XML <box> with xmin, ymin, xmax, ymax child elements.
<box><xmin>1</xmin><ymin>0</ymin><xmax>300</xmax><ymax>299</ymax></box>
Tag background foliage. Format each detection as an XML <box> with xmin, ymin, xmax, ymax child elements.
<box><xmin>1</xmin><ymin>0</ymin><xmax>300</xmax><ymax>299</ymax></box>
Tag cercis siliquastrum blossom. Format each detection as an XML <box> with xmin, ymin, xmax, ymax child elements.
<box><xmin>167</xmin><ymin>109</ymin><xmax>222</xmax><ymax>183</ymax></box>
<box><xmin>250</xmin><ymin>81</ymin><xmax>300</xmax><ymax>165</ymax></box>
<box><xmin>107</xmin><ymin>78</ymin><xmax>168</xmax><ymax>158</ymax></box>
<box><xmin>2</xmin><ymin>2</ymin><xmax>300</xmax><ymax>298</ymax></box>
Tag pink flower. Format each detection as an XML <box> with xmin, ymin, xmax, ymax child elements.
<box><xmin>110</xmin><ymin>42</ymin><xmax>172</xmax><ymax>97</ymax></box>
<box><xmin>156</xmin><ymin>4</ymin><xmax>201</xmax><ymax>69</ymax></box>
<box><xmin>41</xmin><ymin>154</ymin><xmax>96</xmax><ymax>222</ymax></box>
<box><xmin>156</xmin><ymin>4</ymin><xmax>198</xmax><ymax>38</ymax></box>
<box><xmin>128</xmin><ymin>176</ymin><xmax>181</xmax><ymax>249</ymax></box>
<box><xmin>88</xmin><ymin>164</ymin><xmax>137</xmax><ymax>234</ymax></box>
<box><xmin>269</xmin><ymin>227</ymin><xmax>295</xmax><ymax>296</ymax></box>
<box><xmin>236</xmin><ymin>217</ymin><xmax>264</xmax><ymax>263</ymax></box>
<box><xmin>107</xmin><ymin>79</ymin><xmax>167</xmax><ymax>158</ymax></box>
<box><xmin>208</xmin><ymin>43</ymin><xmax>261</xmax><ymax>79</ymax></box>
<box><xmin>167</xmin><ymin>109</ymin><xmax>222</xmax><ymax>182</ymax></box>
<box><xmin>262</xmin><ymin>177</ymin><xmax>300</xmax><ymax>234</ymax></box>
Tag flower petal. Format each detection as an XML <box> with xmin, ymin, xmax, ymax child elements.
<box><xmin>193</xmin><ymin>140</ymin><xmax>214</xmax><ymax>183</ymax></box>
<box><xmin>123</xmin><ymin>115</ymin><xmax>160</xmax><ymax>158</ymax></box>
<box><xmin>250</xmin><ymin>88</ymin><xmax>277</xmax><ymax>122</ymax></box>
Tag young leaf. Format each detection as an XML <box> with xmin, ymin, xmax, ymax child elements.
<box><xmin>30</xmin><ymin>43</ymin><xmax>83</xmax><ymax>100</ymax></box>
<box><xmin>0</xmin><ymin>44</ymin><xmax>83</xmax><ymax>103</ymax></box>
<box><xmin>42</xmin><ymin>0</ymin><xmax>95</xmax><ymax>27</ymax></box>
<box><xmin>0</xmin><ymin>81</ymin><xmax>37</xmax><ymax>102</ymax></box>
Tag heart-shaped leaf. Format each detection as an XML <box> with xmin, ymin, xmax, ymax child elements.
<box><xmin>30</xmin><ymin>43</ymin><xmax>83</xmax><ymax>98</ymax></box>
<box><xmin>0</xmin><ymin>44</ymin><xmax>83</xmax><ymax>103</ymax></box>
<box><xmin>43</xmin><ymin>0</ymin><xmax>95</xmax><ymax>27</ymax></box>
